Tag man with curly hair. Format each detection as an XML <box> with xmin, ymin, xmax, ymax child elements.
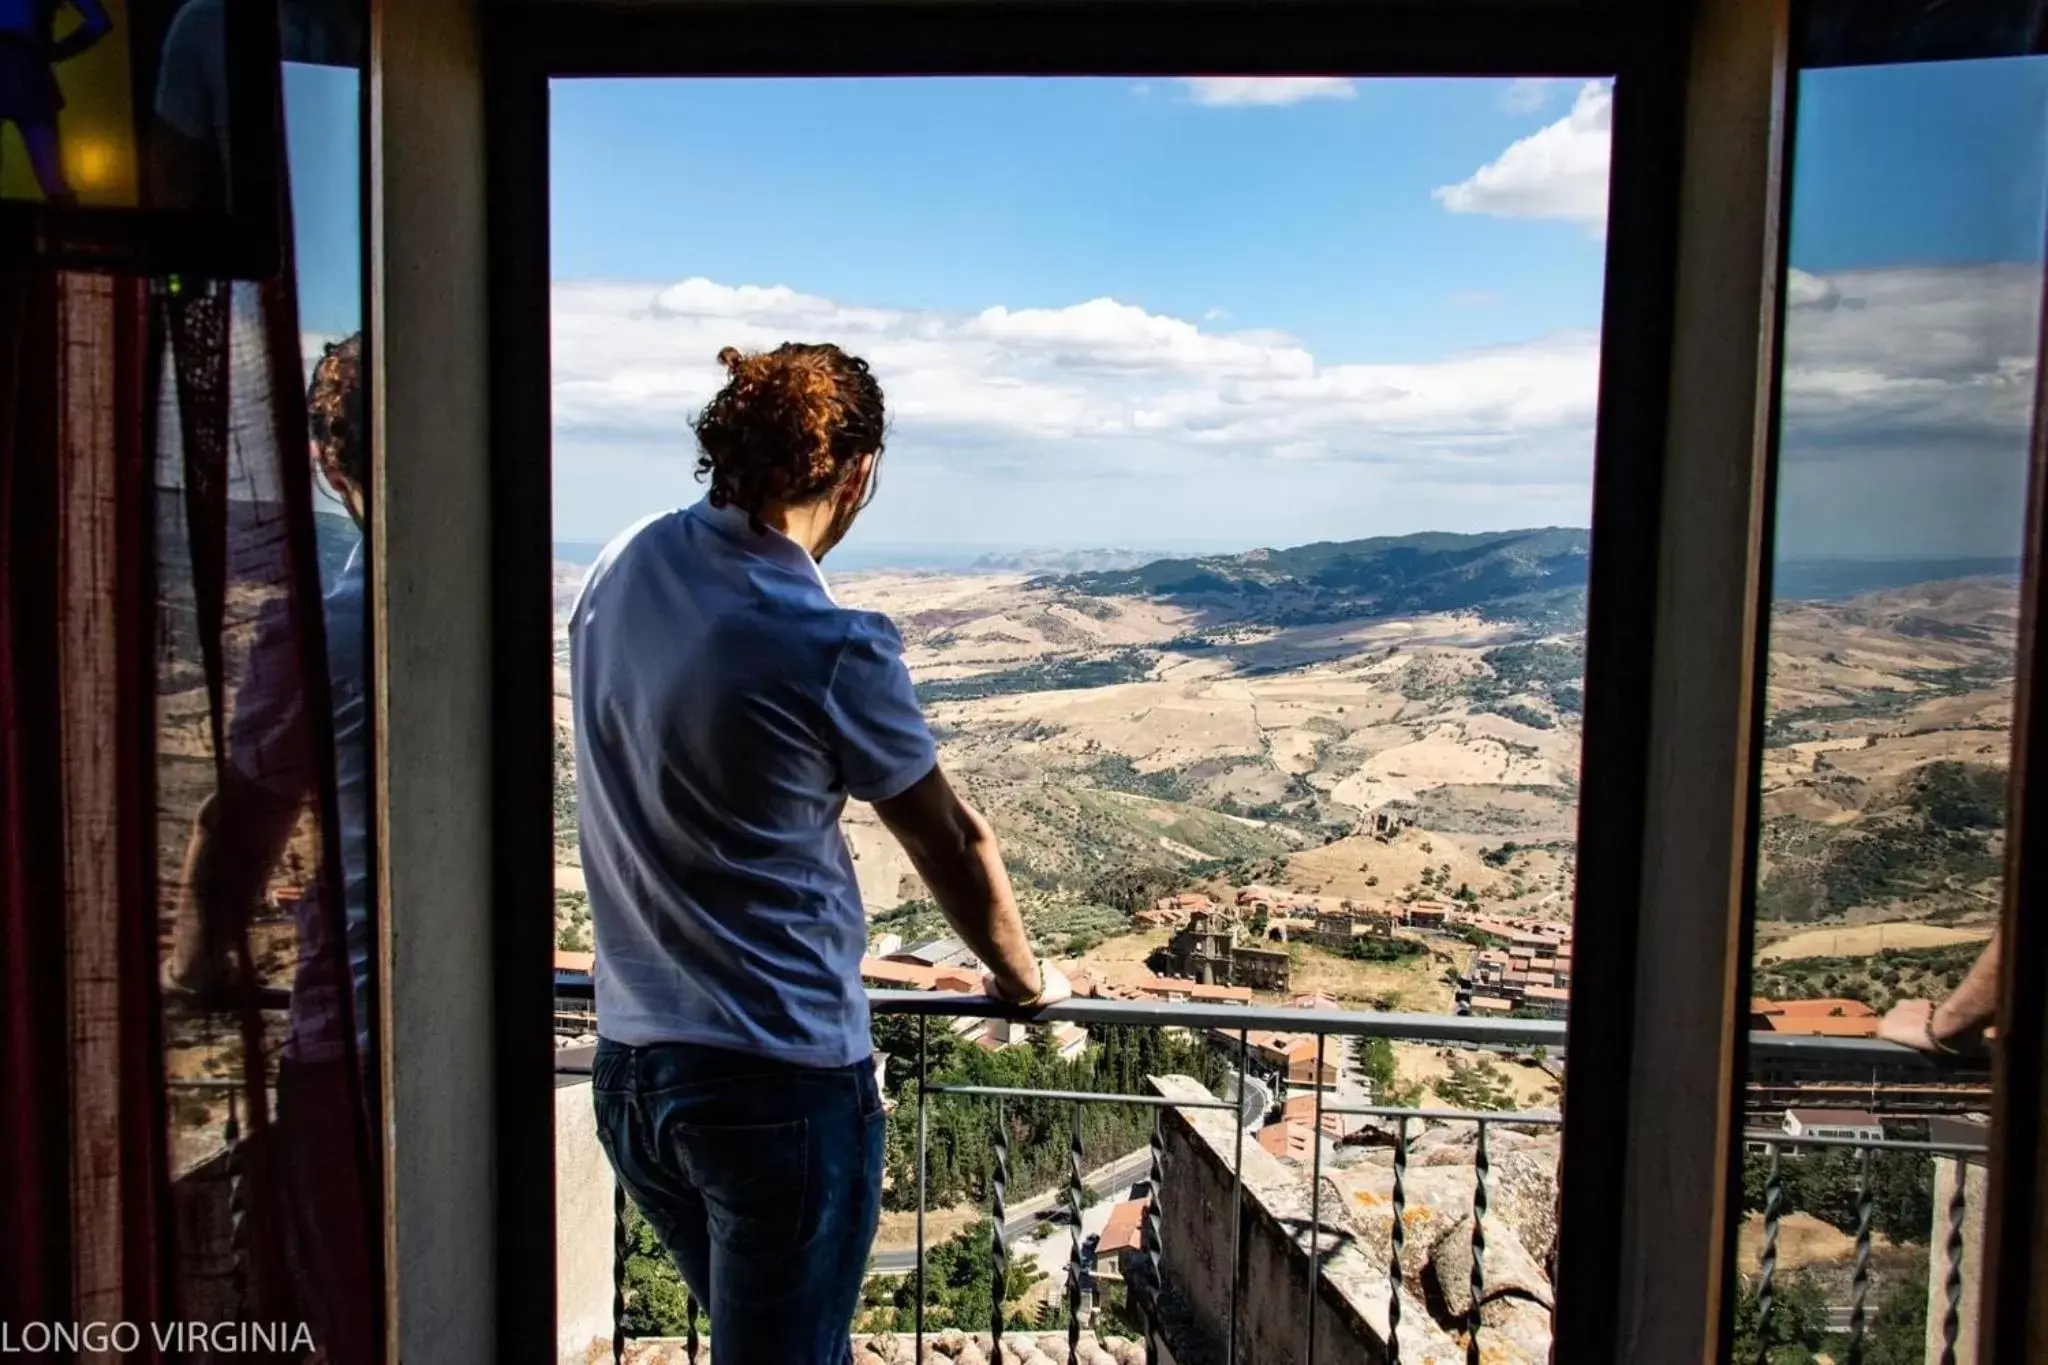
<box><xmin>572</xmin><ymin>343</ymin><xmax>1067</xmax><ymax>1364</ymax></box>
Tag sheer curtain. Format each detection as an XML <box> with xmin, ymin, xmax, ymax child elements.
<box><xmin>1</xmin><ymin>241</ymin><xmax>379</xmax><ymax>1363</ymax></box>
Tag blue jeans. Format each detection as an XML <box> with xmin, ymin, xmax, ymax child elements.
<box><xmin>591</xmin><ymin>1037</ymin><xmax>886</xmax><ymax>1365</ymax></box>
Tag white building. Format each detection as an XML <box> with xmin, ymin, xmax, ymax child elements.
<box><xmin>1782</xmin><ymin>1107</ymin><xmax>1885</xmax><ymax>1144</ymax></box>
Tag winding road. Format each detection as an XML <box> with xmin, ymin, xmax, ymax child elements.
<box><xmin>868</xmin><ymin>1147</ymin><xmax>1155</xmax><ymax>1275</ymax></box>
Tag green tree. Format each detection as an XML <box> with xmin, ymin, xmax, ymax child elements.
<box><xmin>1084</xmin><ymin>862</ymin><xmax>1189</xmax><ymax>914</ymax></box>
<box><xmin>618</xmin><ymin>1206</ymin><xmax>709</xmax><ymax>1337</ymax></box>
<box><xmin>1849</xmin><ymin>1262</ymin><xmax>1930</xmax><ymax>1365</ymax></box>
<box><xmin>863</xmin><ymin>1219</ymin><xmax>1047</xmax><ymax>1333</ymax></box>
<box><xmin>1433</xmin><ymin>1056</ymin><xmax>1516</xmax><ymax>1112</ymax></box>
<box><xmin>1352</xmin><ymin>1035</ymin><xmax>1398</xmax><ymax>1101</ymax></box>
<box><xmin>1730</xmin><ymin>1270</ymin><xmax>1829</xmax><ymax>1364</ymax></box>
<box><xmin>879</xmin><ymin>1022</ymin><xmax>1225</xmax><ymax>1214</ymax></box>
<box><xmin>1740</xmin><ymin>1148</ymin><xmax>1933</xmax><ymax>1244</ymax></box>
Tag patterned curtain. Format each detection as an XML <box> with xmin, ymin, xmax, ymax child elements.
<box><xmin>1</xmin><ymin>253</ymin><xmax>379</xmax><ymax>1362</ymax></box>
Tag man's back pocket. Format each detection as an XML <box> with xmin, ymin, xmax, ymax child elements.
<box><xmin>673</xmin><ymin>1117</ymin><xmax>810</xmax><ymax>1255</ymax></box>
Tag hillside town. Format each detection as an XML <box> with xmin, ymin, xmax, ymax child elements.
<box><xmin>555</xmin><ymin>873</ymin><xmax>1908</xmax><ymax>1051</ymax></box>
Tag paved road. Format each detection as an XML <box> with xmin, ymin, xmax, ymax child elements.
<box><xmin>869</xmin><ymin>1147</ymin><xmax>1154</xmax><ymax>1275</ymax></box>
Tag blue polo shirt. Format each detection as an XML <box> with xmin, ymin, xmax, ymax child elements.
<box><xmin>571</xmin><ymin>499</ymin><xmax>937</xmax><ymax>1066</ymax></box>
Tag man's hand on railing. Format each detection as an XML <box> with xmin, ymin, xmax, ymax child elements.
<box><xmin>1876</xmin><ymin>997</ymin><xmax>1989</xmax><ymax>1057</ymax></box>
<box><xmin>1877</xmin><ymin>934</ymin><xmax>2000</xmax><ymax>1056</ymax></box>
<box><xmin>984</xmin><ymin>960</ymin><xmax>1072</xmax><ymax>1010</ymax></box>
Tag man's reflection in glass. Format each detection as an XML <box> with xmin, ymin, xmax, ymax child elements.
<box><xmin>167</xmin><ymin>334</ymin><xmax>372</xmax><ymax>1362</ymax></box>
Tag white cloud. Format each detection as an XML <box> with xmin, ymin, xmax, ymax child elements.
<box><xmin>1179</xmin><ymin>77</ymin><xmax>1356</xmax><ymax>107</ymax></box>
<box><xmin>552</xmin><ymin>277</ymin><xmax>1598</xmax><ymax>479</ymax></box>
<box><xmin>1434</xmin><ymin>80</ymin><xmax>1612</xmax><ymax>229</ymax></box>
<box><xmin>1772</xmin><ymin>260</ymin><xmax>2042</xmax><ymax>559</ymax></box>
<box><xmin>550</xmin><ymin>261</ymin><xmax>2036</xmax><ymax>556</ymax></box>
<box><xmin>1784</xmin><ymin>268</ymin><xmax>1840</xmax><ymax>311</ymax></box>
<box><xmin>1500</xmin><ymin>78</ymin><xmax>1557</xmax><ymax>115</ymax></box>
<box><xmin>1780</xmin><ymin>261</ymin><xmax>2041</xmax><ymax>450</ymax></box>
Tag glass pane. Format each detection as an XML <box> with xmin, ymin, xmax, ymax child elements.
<box><xmin>551</xmin><ymin>74</ymin><xmax>1613</xmax><ymax>1363</ymax></box>
<box><xmin>1738</xmin><ymin>50</ymin><xmax>2048</xmax><ymax>1365</ymax></box>
<box><xmin>152</xmin><ymin>5</ymin><xmax>374</xmax><ymax>1356</ymax></box>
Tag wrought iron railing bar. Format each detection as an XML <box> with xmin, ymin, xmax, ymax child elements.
<box><xmin>226</xmin><ymin>1090</ymin><xmax>248</xmax><ymax>1322</ymax></box>
<box><xmin>1755</xmin><ymin>1142</ymin><xmax>1783</xmax><ymax>1365</ymax></box>
<box><xmin>915</xmin><ymin>1013</ymin><xmax>929</xmax><ymax>1362</ymax></box>
<box><xmin>1848</xmin><ymin>1143</ymin><xmax>1873</xmax><ymax>1364</ymax></box>
<box><xmin>1467</xmin><ymin>1118</ymin><xmax>1489</xmax><ymax>1365</ymax></box>
<box><xmin>1939</xmin><ymin>1158</ymin><xmax>1968</xmax><ymax>1365</ymax></box>
<box><xmin>925</xmin><ymin>1082</ymin><xmax>1240</xmax><ymax>1111</ymax></box>
<box><xmin>1306</xmin><ymin>1032</ymin><xmax>1325</xmax><ymax>1365</ymax></box>
<box><xmin>1143</xmin><ymin>1109</ymin><xmax>1164</xmax><ymax>1365</ymax></box>
<box><xmin>992</xmin><ymin>1097</ymin><xmax>1010</xmax><ymax>1360</ymax></box>
<box><xmin>1389</xmin><ymin>1114</ymin><xmax>1408</xmax><ymax>1365</ymax></box>
<box><xmin>1068</xmin><ymin>1101</ymin><xmax>1085</xmax><ymax>1365</ymax></box>
<box><xmin>611</xmin><ymin>1180</ymin><xmax>626</xmax><ymax>1365</ymax></box>
<box><xmin>1229</xmin><ymin>1027</ymin><xmax>1248</xmax><ymax>1365</ymax></box>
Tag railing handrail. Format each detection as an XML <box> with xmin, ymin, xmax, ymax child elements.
<box><xmin>869</xmin><ymin>989</ymin><xmax>1570</xmax><ymax>1047</ymax></box>
<box><xmin>553</xmin><ymin>979</ymin><xmax>1987</xmax><ymax>1070</ymax></box>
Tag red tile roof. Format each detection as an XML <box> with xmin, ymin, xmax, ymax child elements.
<box><xmin>1098</xmin><ymin>1198</ymin><xmax>1149</xmax><ymax>1255</ymax></box>
<box><xmin>860</xmin><ymin>957</ymin><xmax>941</xmax><ymax>989</ymax></box>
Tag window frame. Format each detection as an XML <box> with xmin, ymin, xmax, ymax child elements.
<box><xmin>430</xmin><ymin>2</ymin><xmax>2048</xmax><ymax>1360</ymax></box>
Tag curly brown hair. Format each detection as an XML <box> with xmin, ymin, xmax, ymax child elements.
<box><xmin>692</xmin><ymin>343</ymin><xmax>886</xmax><ymax>531</ymax></box>
<box><xmin>308</xmin><ymin>332</ymin><xmax>366</xmax><ymax>494</ymax></box>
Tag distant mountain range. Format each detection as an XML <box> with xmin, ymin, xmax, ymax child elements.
<box><xmin>1056</xmin><ymin>527</ymin><xmax>1593</xmax><ymax>628</ymax></box>
<box><xmin>553</xmin><ymin>537</ymin><xmax>1207</xmax><ymax>574</ymax></box>
<box><xmin>966</xmin><ymin>547</ymin><xmax>1157</xmax><ymax>573</ymax></box>
<box><xmin>549</xmin><ymin>522</ymin><xmax>2016</xmax><ymax>620</ymax></box>
<box><xmin>1046</xmin><ymin>529</ymin><xmax>2021</xmax><ymax>629</ymax></box>
<box><xmin>1771</xmin><ymin>556</ymin><xmax>2019</xmax><ymax>601</ymax></box>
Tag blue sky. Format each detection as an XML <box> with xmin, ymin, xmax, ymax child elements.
<box><xmin>550</xmin><ymin>77</ymin><xmax>1607</xmax><ymax>368</ymax></box>
<box><xmin>285</xmin><ymin>62</ymin><xmax>362</xmax><ymax>341</ymax></box>
<box><xmin>547</xmin><ymin>75</ymin><xmax>1620</xmax><ymax>553</ymax></box>
<box><xmin>283</xmin><ymin>62</ymin><xmax>2048</xmax><ymax>562</ymax></box>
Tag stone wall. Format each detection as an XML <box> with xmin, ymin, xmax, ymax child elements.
<box><xmin>1151</xmin><ymin>1076</ymin><xmax>1462</xmax><ymax>1365</ymax></box>
<box><xmin>558</xmin><ymin>1077</ymin><xmax>618</xmax><ymax>1364</ymax></box>
<box><xmin>1149</xmin><ymin>1075</ymin><xmax>1558</xmax><ymax>1365</ymax></box>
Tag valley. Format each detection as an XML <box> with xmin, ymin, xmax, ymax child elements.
<box><xmin>551</xmin><ymin>525</ymin><xmax>2018</xmax><ymax>1018</ymax></box>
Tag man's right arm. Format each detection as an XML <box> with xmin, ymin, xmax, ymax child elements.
<box><xmin>1876</xmin><ymin>931</ymin><xmax>2000</xmax><ymax>1054</ymax></box>
<box><xmin>872</xmin><ymin>765</ymin><xmax>1067</xmax><ymax>1006</ymax></box>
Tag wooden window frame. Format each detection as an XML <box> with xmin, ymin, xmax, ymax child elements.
<box><xmin>355</xmin><ymin>0</ymin><xmax>2048</xmax><ymax>1358</ymax></box>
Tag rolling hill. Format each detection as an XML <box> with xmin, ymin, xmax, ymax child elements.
<box><xmin>1057</xmin><ymin>526</ymin><xmax>1591</xmax><ymax>628</ymax></box>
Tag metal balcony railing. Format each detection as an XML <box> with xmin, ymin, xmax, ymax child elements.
<box><xmin>1740</xmin><ymin>1126</ymin><xmax>1988</xmax><ymax>1365</ymax></box>
<box><xmin>558</xmin><ymin>990</ymin><xmax>1988</xmax><ymax>1365</ymax></box>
